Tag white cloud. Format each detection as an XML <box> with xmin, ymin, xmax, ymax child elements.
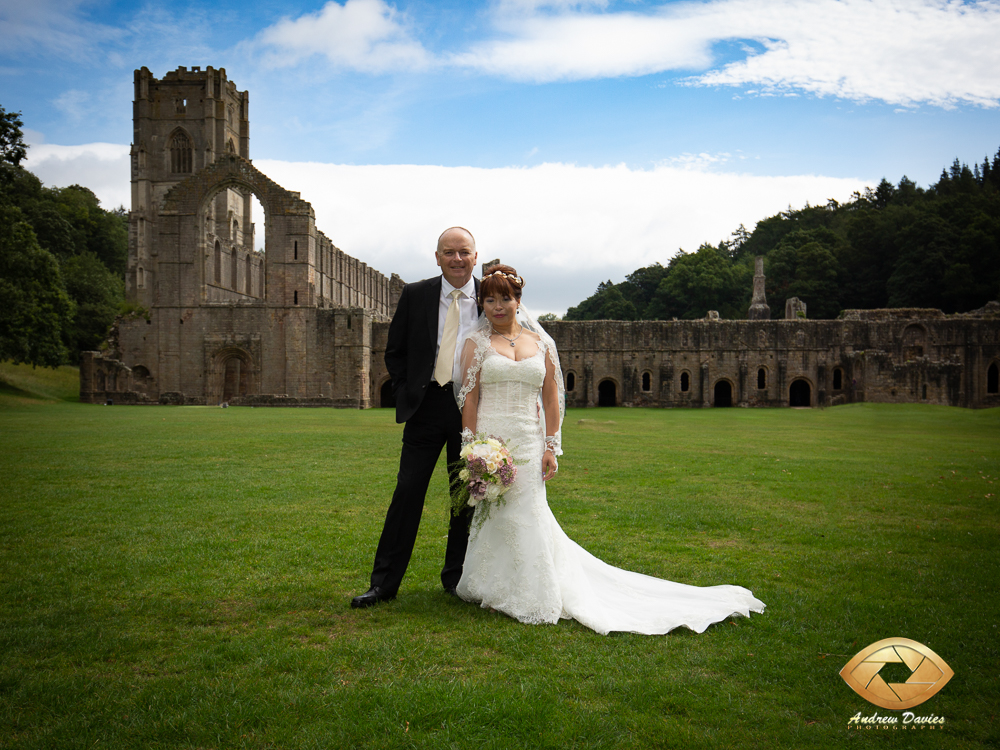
<box><xmin>455</xmin><ymin>0</ymin><xmax>1000</xmax><ymax>107</ymax></box>
<box><xmin>255</xmin><ymin>0</ymin><xmax>430</xmax><ymax>72</ymax></box>
<box><xmin>451</xmin><ymin>8</ymin><xmax>715</xmax><ymax>80</ymax></box>
<box><xmin>22</xmin><ymin>141</ymin><xmax>870</xmax><ymax>314</ymax></box>
<box><xmin>23</xmin><ymin>142</ymin><xmax>130</xmax><ymax>209</ymax></box>
<box><xmin>662</xmin><ymin>152</ymin><xmax>738</xmax><ymax>170</ymax></box>
<box><xmin>256</xmin><ymin>158</ymin><xmax>869</xmax><ymax>313</ymax></box>
<box><xmin>692</xmin><ymin>0</ymin><xmax>1000</xmax><ymax>108</ymax></box>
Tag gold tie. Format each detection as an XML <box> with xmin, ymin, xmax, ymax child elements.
<box><xmin>434</xmin><ymin>289</ymin><xmax>462</xmax><ymax>386</ymax></box>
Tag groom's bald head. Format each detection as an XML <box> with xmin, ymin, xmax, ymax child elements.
<box><xmin>437</xmin><ymin>226</ymin><xmax>476</xmax><ymax>252</ymax></box>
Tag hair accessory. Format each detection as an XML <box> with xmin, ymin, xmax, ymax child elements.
<box><xmin>484</xmin><ymin>270</ymin><xmax>525</xmax><ymax>287</ymax></box>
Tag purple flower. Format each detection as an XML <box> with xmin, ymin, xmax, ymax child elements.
<box><xmin>468</xmin><ymin>455</ymin><xmax>488</xmax><ymax>476</ymax></box>
<box><xmin>497</xmin><ymin>461</ymin><xmax>517</xmax><ymax>487</ymax></box>
<box><xmin>468</xmin><ymin>479</ymin><xmax>487</xmax><ymax>499</ymax></box>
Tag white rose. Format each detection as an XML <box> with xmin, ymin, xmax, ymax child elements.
<box><xmin>485</xmin><ymin>483</ymin><xmax>502</xmax><ymax>501</ymax></box>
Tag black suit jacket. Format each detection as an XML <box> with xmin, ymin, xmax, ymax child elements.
<box><xmin>385</xmin><ymin>275</ymin><xmax>480</xmax><ymax>424</ymax></box>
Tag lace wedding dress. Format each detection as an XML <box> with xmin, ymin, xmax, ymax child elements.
<box><xmin>454</xmin><ymin>323</ymin><xmax>765</xmax><ymax>635</ymax></box>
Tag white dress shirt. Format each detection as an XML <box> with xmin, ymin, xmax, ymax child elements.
<box><xmin>435</xmin><ymin>276</ymin><xmax>478</xmax><ymax>384</ymax></box>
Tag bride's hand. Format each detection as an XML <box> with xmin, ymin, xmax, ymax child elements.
<box><xmin>542</xmin><ymin>450</ymin><xmax>558</xmax><ymax>481</ymax></box>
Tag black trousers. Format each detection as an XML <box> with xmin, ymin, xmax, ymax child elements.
<box><xmin>370</xmin><ymin>383</ymin><xmax>473</xmax><ymax>594</ymax></box>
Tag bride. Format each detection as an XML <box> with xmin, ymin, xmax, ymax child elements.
<box><xmin>453</xmin><ymin>264</ymin><xmax>765</xmax><ymax>635</ymax></box>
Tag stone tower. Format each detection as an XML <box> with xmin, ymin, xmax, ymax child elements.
<box><xmin>81</xmin><ymin>66</ymin><xmax>399</xmax><ymax>408</ymax></box>
<box><xmin>747</xmin><ymin>255</ymin><xmax>770</xmax><ymax>320</ymax></box>
<box><xmin>127</xmin><ymin>66</ymin><xmax>255</xmax><ymax>306</ymax></box>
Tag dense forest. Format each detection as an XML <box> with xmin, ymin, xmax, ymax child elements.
<box><xmin>0</xmin><ymin>105</ymin><xmax>126</xmax><ymax>367</ymax></box>
<box><xmin>565</xmin><ymin>152</ymin><xmax>1000</xmax><ymax>321</ymax></box>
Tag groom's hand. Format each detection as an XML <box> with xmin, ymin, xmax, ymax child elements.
<box><xmin>542</xmin><ymin>451</ymin><xmax>558</xmax><ymax>481</ymax></box>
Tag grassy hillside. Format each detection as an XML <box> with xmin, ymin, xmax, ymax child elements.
<box><xmin>0</xmin><ymin>361</ymin><xmax>79</xmax><ymax>405</ymax></box>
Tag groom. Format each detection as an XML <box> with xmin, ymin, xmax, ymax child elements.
<box><xmin>351</xmin><ymin>227</ymin><xmax>480</xmax><ymax>608</ymax></box>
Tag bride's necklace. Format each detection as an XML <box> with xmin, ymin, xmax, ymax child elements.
<box><xmin>492</xmin><ymin>323</ymin><xmax>524</xmax><ymax>348</ymax></box>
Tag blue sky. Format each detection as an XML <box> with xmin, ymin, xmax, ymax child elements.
<box><xmin>5</xmin><ymin>0</ymin><xmax>1000</xmax><ymax>313</ymax></box>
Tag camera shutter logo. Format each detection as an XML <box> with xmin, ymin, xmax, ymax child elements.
<box><xmin>840</xmin><ymin>638</ymin><xmax>954</xmax><ymax>710</ymax></box>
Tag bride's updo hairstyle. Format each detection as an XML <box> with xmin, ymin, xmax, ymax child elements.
<box><xmin>479</xmin><ymin>263</ymin><xmax>525</xmax><ymax>306</ymax></box>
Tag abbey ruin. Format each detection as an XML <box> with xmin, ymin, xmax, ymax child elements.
<box><xmin>80</xmin><ymin>67</ymin><xmax>1000</xmax><ymax>410</ymax></box>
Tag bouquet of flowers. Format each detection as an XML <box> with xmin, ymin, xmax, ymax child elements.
<box><xmin>451</xmin><ymin>433</ymin><xmax>518</xmax><ymax>522</ymax></box>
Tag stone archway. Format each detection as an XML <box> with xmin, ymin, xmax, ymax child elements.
<box><xmin>901</xmin><ymin>324</ymin><xmax>927</xmax><ymax>360</ymax></box>
<box><xmin>598</xmin><ymin>379</ymin><xmax>617</xmax><ymax>406</ymax></box>
<box><xmin>789</xmin><ymin>379</ymin><xmax>811</xmax><ymax>407</ymax></box>
<box><xmin>713</xmin><ymin>380</ymin><xmax>733</xmax><ymax>407</ymax></box>
<box><xmin>158</xmin><ymin>154</ymin><xmax>315</xmax><ymax>308</ymax></box>
<box><xmin>132</xmin><ymin>365</ymin><xmax>152</xmax><ymax>395</ymax></box>
<box><xmin>222</xmin><ymin>357</ymin><xmax>247</xmax><ymax>401</ymax></box>
<box><xmin>211</xmin><ymin>347</ymin><xmax>256</xmax><ymax>403</ymax></box>
<box><xmin>379</xmin><ymin>379</ymin><xmax>395</xmax><ymax>408</ymax></box>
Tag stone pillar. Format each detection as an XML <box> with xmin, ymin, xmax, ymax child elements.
<box><xmin>747</xmin><ymin>256</ymin><xmax>770</xmax><ymax>320</ymax></box>
<box><xmin>659</xmin><ymin>361</ymin><xmax>673</xmax><ymax>407</ymax></box>
<box><xmin>786</xmin><ymin>297</ymin><xmax>807</xmax><ymax>320</ymax></box>
<box><xmin>778</xmin><ymin>358</ymin><xmax>787</xmax><ymax>405</ymax></box>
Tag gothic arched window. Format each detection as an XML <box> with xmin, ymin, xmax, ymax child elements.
<box><xmin>170</xmin><ymin>131</ymin><xmax>192</xmax><ymax>173</ymax></box>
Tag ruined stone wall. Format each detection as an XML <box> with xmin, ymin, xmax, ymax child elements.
<box><xmin>82</xmin><ymin>305</ymin><xmax>377</xmax><ymax>407</ymax></box>
<box><xmin>82</xmin><ymin>67</ymin><xmax>398</xmax><ymax>408</ymax></box>
<box><xmin>540</xmin><ymin>310</ymin><xmax>999</xmax><ymax>409</ymax></box>
<box><xmin>80</xmin><ymin>65</ymin><xmax>1000</xmax><ymax>411</ymax></box>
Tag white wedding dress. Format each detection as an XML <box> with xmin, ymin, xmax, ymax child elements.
<box><xmin>455</xmin><ymin>333</ymin><xmax>765</xmax><ymax>635</ymax></box>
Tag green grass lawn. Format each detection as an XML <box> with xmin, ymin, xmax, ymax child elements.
<box><xmin>1</xmin><ymin>366</ymin><xmax>998</xmax><ymax>749</ymax></box>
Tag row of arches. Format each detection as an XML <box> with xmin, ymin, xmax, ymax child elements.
<box><xmin>560</xmin><ymin>366</ymin><xmax>847</xmax><ymax>396</ymax></box>
<box><xmin>212</xmin><ymin>239</ymin><xmax>263</xmax><ymax>297</ymax></box>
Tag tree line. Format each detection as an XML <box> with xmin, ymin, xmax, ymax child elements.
<box><xmin>1</xmin><ymin>105</ymin><xmax>126</xmax><ymax>367</ymax></box>
<box><xmin>565</xmin><ymin>152</ymin><xmax>1000</xmax><ymax>321</ymax></box>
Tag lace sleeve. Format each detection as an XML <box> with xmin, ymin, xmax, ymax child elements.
<box><xmin>537</xmin><ymin>337</ymin><xmax>565</xmax><ymax>457</ymax></box>
<box><xmin>454</xmin><ymin>331</ymin><xmax>491</xmax><ymax>411</ymax></box>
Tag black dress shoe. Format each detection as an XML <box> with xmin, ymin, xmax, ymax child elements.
<box><xmin>444</xmin><ymin>585</ymin><xmax>458</xmax><ymax>597</ymax></box>
<box><xmin>351</xmin><ymin>586</ymin><xmax>395</xmax><ymax>609</ymax></box>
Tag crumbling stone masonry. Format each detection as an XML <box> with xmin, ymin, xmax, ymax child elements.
<box><xmin>81</xmin><ymin>67</ymin><xmax>1000</xmax><ymax>409</ymax></box>
<box><xmin>81</xmin><ymin>66</ymin><xmax>403</xmax><ymax>407</ymax></box>
<box><xmin>534</xmin><ymin>303</ymin><xmax>999</xmax><ymax>409</ymax></box>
